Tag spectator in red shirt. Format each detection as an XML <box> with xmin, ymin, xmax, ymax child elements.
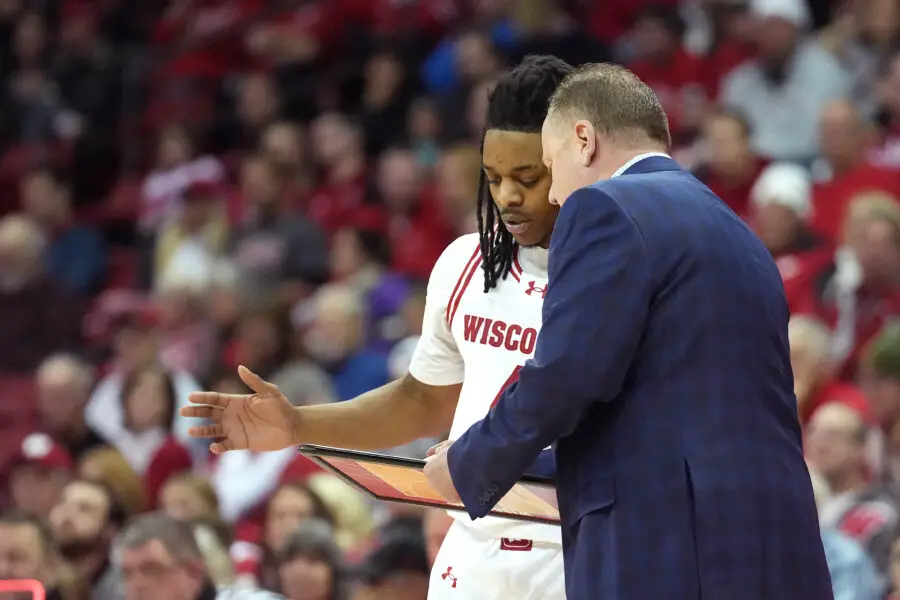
<box><xmin>259</xmin><ymin>121</ymin><xmax>314</xmax><ymax>212</ymax></box>
<box><xmin>375</xmin><ymin>146</ymin><xmax>453</xmax><ymax>280</ymax></box>
<box><xmin>245</xmin><ymin>0</ymin><xmax>341</xmax><ymax>72</ymax></box>
<box><xmin>748</xmin><ymin>161</ymin><xmax>830</xmax><ymax>306</ymax></box>
<box><xmin>812</xmin><ymin>99</ymin><xmax>900</xmax><ymax>242</ymax></box>
<box><xmin>627</xmin><ymin>4</ymin><xmax>707</xmax><ymax>142</ymax></box>
<box><xmin>694</xmin><ymin>110</ymin><xmax>767</xmax><ymax>219</ymax></box>
<box><xmin>795</xmin><ymin>192</ymin><xmax>900</xmax><ymax>379</ymax></box>
<box><xmin>152</xmin><ymin>0</ymin><xmax>263</xmax><ymax>82</ymax></box>
<box><xmin>789</xmin><ymin>315</ymin><xmax>872</xmax><ymax>426</ymax></box>
<box><xmin>114</xmin><ymin>366</ymin><xmax>193</xmax><ymax>508</ymax></box>
<box><xmin>307</xmin><ymin>112</ymin><xmax>371</xmax><ymax>235</ymax></box>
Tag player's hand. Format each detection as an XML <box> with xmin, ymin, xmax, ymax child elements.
<box><xmin>180</xmin><ymin>365</ymin><xmax>300</xmax><ymax>454</ymax></box>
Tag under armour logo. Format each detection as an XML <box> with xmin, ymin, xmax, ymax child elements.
<box><xmin>442</xmin><ymin>566</ymin><xmax>458</xmax><ymax>588</ymax></box>
<box><xmin>525</xmin><ymin>281</ymin><xmax>547</xmax><ymax>298</ymax></box>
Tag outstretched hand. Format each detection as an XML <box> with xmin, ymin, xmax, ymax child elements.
<box><xmin>180</xmin><ymin>365</ymin><xmax>300</xmax><ymax>454</ymax></box>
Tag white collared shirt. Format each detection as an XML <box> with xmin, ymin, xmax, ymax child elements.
<box><xmin>611</xmin><ymin>152</ymin><xmax>672</xmax><ymax>178</ymax></box>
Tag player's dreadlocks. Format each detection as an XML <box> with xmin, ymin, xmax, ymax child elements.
<box><xmin>477</xmin><ymin>55</ymin><xmax>573</xmax><ymax>292</ymax></box>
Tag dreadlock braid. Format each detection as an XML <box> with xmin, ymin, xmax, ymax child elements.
<box><xmin>477</xmin><ymin>55</ymin><xmax>574</xmax><ymax>292</ymax></box>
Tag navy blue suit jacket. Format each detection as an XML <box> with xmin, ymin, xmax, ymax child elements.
<box><xmin>448</xmin><ymin>156</ymin><xmax>832</xmax><ymax>600</ymax></box>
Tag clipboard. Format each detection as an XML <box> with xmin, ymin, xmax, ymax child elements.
<box><xmin>299</xmin><ymin>444</ymin><xmax>560</xmax><ymax>525</ymax></box>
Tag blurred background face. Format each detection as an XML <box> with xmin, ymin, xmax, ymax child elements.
<box><xmin>819</xmin><ymin>102</ymin><xmax>865</xmax><ymax>170</ymax></box>
<box><xmin>851</xmin><ymin>217</ymin><xmax>900</xmax><ymax>284</ymax></box>
<box><xmin>753</xmin><ymin>16</ymin><xmax>799</xmax><ymax>64</ymax></box>
<box><xmin>13</xmin><ymin>12</ymin><xmax>45</xmax><ymax>65</ymax></box>
<box><xmin>278</xmin><ymin>554</ymin><xmax>333</xmax><ymax>600</ymax></box>
<box><xmin>860</xmin><ymin>0</ymin><xmax>900</xmax><ymax>43</ymax></box>
<box><xmin>752</xmin><ymin>203</ymin><xmax>801</xmax><ymax>253</ymax></box>
<box><xmin>330</xmin><ymin>229</ymin><xmax>367</xmax><ymax>280</ymax></box>
<box><xmin>37</xmin><ymin>363</ymin><xmax>89</xmax><ymax>435</ymax></box>
<box><xmin>241</xmin><ymin>158</ymin><xmax>281</xmax><ymax>208</ymax></box>
<box><xmin>157</xmin><ymin>126</ymin><xmax>192</xmax><ymax>169</ymax></box>
<box><xmin>125</xmin><ymin>371</ymin><xmax>169</xmax><ymax>432</ymax></box>
<box><xmin>160</xmin><ymin>481</ymin><xmax>211</xmax><ymax>522</ymax></box>
<box><xmin>49</xmin><ymin>481</ymin><xmax>109</xmax><ymax>557</ymax></box>
<box><xmin>10</xmin><ymin>465</ymin><xmax>67</xmax><ymax>520</ymax></box>
<box><xmin>238</xmin><ymin>74</ymin><xmax>277</xmax><ymax>128</ymax></box>
<box><xmin>311</xmin><ymin>114</ymin><xmax>358</xmax><ymax>167</ymax></box>
<box><xmin>120</xmin><ymin>540</ymin><xmax>201</xmax><ymax>600</ymax></box>
<box><xmin>0</xmin><ymin>522</ymin><xmax>52</xmax><ymax>584</ymax></box>
<box><xmin>262</xmin><ymin>123</ymin><xmax>305</xmax><ymax>174</ymax></box>
<box><xmin>304</xmin><ymin>298</ymin><xmax>361</xmax><ymax>364</ymax></box>
<box><xmin>377</xmin><ymin>150</ymin><xmax>423</xmax><ymax>213</ymax></box>
<box><xmin>861</xmin><ymin>367</ymin><xmax>900</xmax><ymax>428</ymax></box>
<box><xmin>632</xmin><ymin>16</ymin><xmax>676</xmax><ymax>61</ymax></box>
<box><xmin>20</xmin><ymin>171</ymin><xmax>62</xmax><ymax>227</ymax></box>
<box><xmin>235</xmin><ymin>314</ymin><xmax>281</xmax><ymax>370</ymax></box>
<box><xmin>701</xmin><ymin>115</ymin><xmax>750</xmax><ymax>173</ymax></box>
<box><xmin>265</xmin><ymin>487</ymin><xmax>317</xmax><ymax>552</ymax></box>
<box><xmin>805</xmin><ymin>409</ymin><xmax>865</xmax><ymax>479</ymax></box>
<box><xmin>115</xmin><ymin>325</ymin><xmax>158</xmax><ymax>372</ymax></box>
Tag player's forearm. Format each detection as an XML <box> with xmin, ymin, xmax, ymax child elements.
<box><xmin>293</xmin><ymin>375</ymin><xmax>456</xmax><ymax>450</ymax></box>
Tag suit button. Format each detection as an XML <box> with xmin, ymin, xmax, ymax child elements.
<box><xmin>488</xmin><ymin>484</ymin><xmax>499</xmax><ymax>493</ymax></box>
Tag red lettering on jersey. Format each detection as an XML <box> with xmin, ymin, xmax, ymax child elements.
<box><xmin>480</xmin><ymin>318</ymin><xmax>493</xmax><ymax>344</ymax></box>
<box><xmin>461</xmin><ymin>315</ymin><xmax>538</xmax><ymax>355</ymax></box>
<box><xmin>504</xmin><ymin>324</ymin><xmax>522</xmax><ymax>351</ymax></box>
<box><xmin>525</xmin><ymin>281</ymin><xmax>547</xmax><ymax>298</ymax></box>
<box><xmin>462</xmin><ymin>315</ymin><xmax>485</xmax><ymax>342</ymax></box>
<box><xmin>491</xmin><ymin>366</ymin><xmax>522</xmax><ymax>408</ymax></box>
<box><xmin>520</xmin><ymin>328</ymin><xmax>536</xmax><ymax>354</ymax></box>
<box><xmin>500</xmin><ymin>538</ymin><xmax>534</xmax><ymax>551</ymax></box>
<box><xmin>488</xmin><ymin>319</ymin><xmax>505</xmax><ymax>347</ymax></box>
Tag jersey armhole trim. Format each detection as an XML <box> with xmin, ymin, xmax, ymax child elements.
<box><xmin>446</xmin><ymin>244</ymin><xmax>482</xmax><ymax>330</ymax></box>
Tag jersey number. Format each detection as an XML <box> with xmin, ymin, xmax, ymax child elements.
<box><xmin>490</xmin><ymin>365</ymin><xmax>523</xmax><ymax>408</ymax></box>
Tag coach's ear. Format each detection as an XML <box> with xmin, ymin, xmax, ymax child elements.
<box><xmin>574</xmin><ymin>120</ymin><xmax>596</xmax><ymax>166</ymax></box>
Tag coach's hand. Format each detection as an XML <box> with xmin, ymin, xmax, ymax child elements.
<box><xmin>424</xmin><ymin>440</ymin><xmax>461</xmax><ymax>503</ymax></box>
<box><xmin>181</xmin><ymin>365</ymin><xmax>300</xmax><ymax>454</ymax></box>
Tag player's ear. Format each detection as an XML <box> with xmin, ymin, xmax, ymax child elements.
<box><xmin>573</xmin><ymin>121</ymin><xmax>595</xmax><ymax>167</ymax></box>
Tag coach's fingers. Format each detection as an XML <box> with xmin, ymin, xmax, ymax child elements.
<box><xmin>238</xmin><ymin>365</ymin><xmax>280</xmax><ymax>396</ymax></box>
<box><xmin>187</xmin><ymin>424</ymin><xmax>225</xmax><ymax>439</ymax></box>
<box><xmin>180</xmin><ymin>405</ymin><xmax>221</xmax><ymax>420</ymax></box>
<box><xmin>187</xmin><ymin>391</ymin><xmax>236</xmax><ymax>408</ymax></box>
<box><xmin>210</xmin><ymin>438</ymin><xmax>236</xmax><ymax>454</ymax></box>
<box><xmin>426</xmin><ymin>440</ymin><xmax>452</xmax><ymax>457</ymax></box>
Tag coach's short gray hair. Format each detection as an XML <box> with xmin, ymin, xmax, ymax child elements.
<box><xmin>116</xmin><ymin>513</ymin><xmax>203</xmax><ymax>562</ymax></box>
<box><xmin>547</xmin><ymin>63</ymin><xmax>671</xmax><ymax>150</ymax></box>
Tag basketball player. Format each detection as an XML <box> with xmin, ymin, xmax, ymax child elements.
<box><xmin>181</xmin><ymin>55</ymin><xmax>572</xmax><ymax>599</ymax></box>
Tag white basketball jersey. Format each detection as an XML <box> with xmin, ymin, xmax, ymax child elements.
<box><xmin>408</xmin><ymin>233</ymin><xmax>559</xmax><ymax>544</ymax></box>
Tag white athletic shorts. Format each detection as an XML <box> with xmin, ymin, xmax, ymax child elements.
<box><xmin>427</xmin><ymin>521</ymin><xmax>566</xmax><ymax>599</ymax></box>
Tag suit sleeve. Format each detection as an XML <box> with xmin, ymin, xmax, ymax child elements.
<box><xmin>447</xmin><ymin>187</ymin><xmax>653</xmax><ymax>518</ymax></box>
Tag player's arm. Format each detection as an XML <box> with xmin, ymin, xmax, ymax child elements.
<box><xmin>292</xmin><ymin>238</ymin><xmax>473</xmax><ymax>451</ymax></box>
<box><xmin>293</xmin><ymin>375</ymin><xmax>459</xmax><ymax>450</ymax></box>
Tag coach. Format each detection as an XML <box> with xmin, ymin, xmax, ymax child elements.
<box><xmin>423</xmin><ymin>64</ymin><xmax>833</xmax><ymax>600</ymax></box>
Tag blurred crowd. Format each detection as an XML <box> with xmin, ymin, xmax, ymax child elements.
<box><xmin>1</xmin><ymin>0</ymin><xmax>900</xmax><ymax>598</ymax></box>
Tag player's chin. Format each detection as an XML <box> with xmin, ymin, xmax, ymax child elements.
<box><xmin>511</xmin><ymin>227</ymin><xmax>549</xmax><ymax>248</ymax></box>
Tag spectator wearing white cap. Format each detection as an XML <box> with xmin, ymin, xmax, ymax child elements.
<box><xmin>720</xmin><ymin>0</ymin><xmax>852</xmax><ymax>163</ymax></box>
<box><xmin>750</xmin><ymin>162</ymin><xmax>829</xmax><ymax>281</ymax></box>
